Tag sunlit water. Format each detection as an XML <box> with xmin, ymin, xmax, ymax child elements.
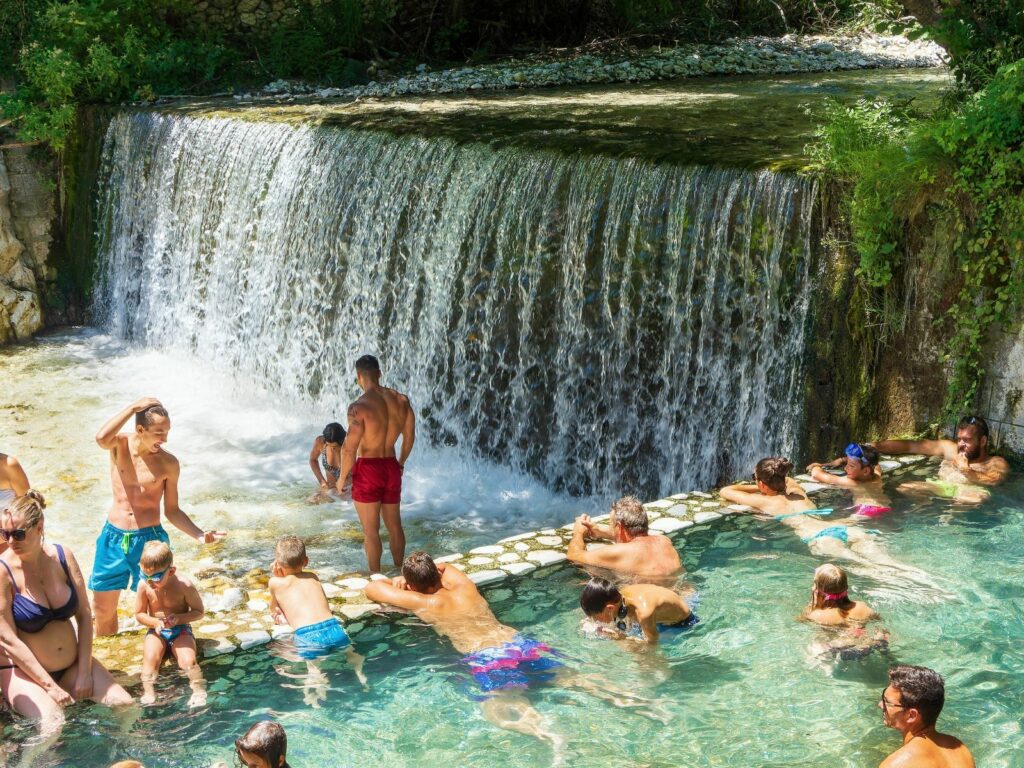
<box><xmin>2</xmin><ymin>435</ymin><xmax>1022</xmax><ymax>766</ymax></box>
<box><xmin>0</xmin><ymin>329</ymin><xmax>592</xmax><ymax>579</ymax></box>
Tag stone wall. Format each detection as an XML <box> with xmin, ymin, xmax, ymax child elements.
<box><xmin>980</xmin><ymin>324</ymin><xmax>1024</xmax><ymax>454</ymax></box>
<box><xmin>194</xmin><ymin>0</ymin><xmax>310</xmax><ymax>32</ymax></box>
<box><xmin>0</xmin><ymin>146</ymin><xmax>54</xmax><ymax>343</ymax></box>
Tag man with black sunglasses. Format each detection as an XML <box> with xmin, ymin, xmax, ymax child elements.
<box><xmin>874</xmin><ymin>415</ymin><xmax>1010</xmax><ymax>504</ymax></box>
<box><xmin>879</xmin><ymin>665</ymin><xmax>974</xmax><ymax>768</ymax></box>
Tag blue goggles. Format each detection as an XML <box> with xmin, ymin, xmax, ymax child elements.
<box><xmin>145</xmin><ymin>569</ymin><xmax>168</xmax><ymax>583</ymax></box>
<box><xmin>844</xmin><ymin>443</ymin><xmax>871</xmax><ymax>465</ymax></box>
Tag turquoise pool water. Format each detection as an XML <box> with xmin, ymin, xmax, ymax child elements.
<box><xmin>4</xmin><ymin>478</ymin><xmax>1023</xmax><ymax>767</ymax></box>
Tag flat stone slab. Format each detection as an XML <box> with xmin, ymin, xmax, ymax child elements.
<box><xmin>271</xmin><ymin>624</ymin><xmax>293</xmax><ymax>639</ymax></box>
<box><xmin>514</xmin><ymin>542</ymin><xmax>530</xmax><ymax>552</ymax></box>
<box><xmin>469</xmin><ymin>570</ymin><xmax>507</xmax><ymax>586</ymax></box>
<box><xmin>664</xmin><ymin>504</ymin><xmax>690</xmax><ymax>517</ymax></box>
<box><xmin>536</xmin><ymin>535</ymin><xmax>563</xmax><ymax>547</ymax></box>
<box><xmin>236</xmin><ymin>630</ymin><xmax>272</xmax><ymax>650</ymax></box>
<box><xmin>645</xmin><ymin>500</ymin><xmax>675</xmax><ymax>509</ymax></box>
<box><xmin>195</xmin><ymin>622</ymin><xmax>229</xmax><ymax>635</ymax></box>
<box><xmin>340</xmin><ymin>603</ymin><xmax>379</xmax><ymax>620</ymax></box>
<box><xmin>801</xmin><ymin>483</ymin><xmax>829</xmax><ymax>494</ymax></box>
<box><xmin>694</xmin><ymin>510</ymin><xmax>724</xmax><ymax>524</ymax></box>
<box><xmin>525</xmin><ymin>550</ymin><xmax>567</xmax><ymax>566</ymax></box>
<box><xmin>880</xmin><ymin>460</ymin><xmax>901</xmax><ymax>470</ymax></box>
<box><xmin>202</xmin><ymin>638</ymin><xmax>237</xmax><ymax>658</ymax></box>
<box><xmin>651</xmin><ymin>517</ymin><xmax>692</xmax><ymax>533</ymax></box>
<box><xmin>502</xmin><ymin>562</ymin><xmax>538</xmax><ymax>576</ymax></box>
<box><xmin>467</xmin><ymin>556</ymin><xmax>494</xmax><ymax>565</ymax></box>
<box><xmin>469</xmin><ymin>545</ymin><xmax>505</xmax><ymax>555</ymax></box>
<box><xmin>498</xmin><ymin>532</ymin><xmax>537</xmax><ymax>543</ymax></box>
<box><xmin>434</xmin><ymin>554</ymin><xmax>463</xmax><ymax>563</ymax></box>
<box><xmin>246</xmin><ymin>599</ymin><xmax>268</xmax><ymax>611</ymax></box>
<box><xmin>338</xmin><ymin>577</ymin><xmax>370</xmax><ymax>590</ymax></box>
<box><xmin>497</xmin><ymin>553</ymin><xmax>521</xmax><ymax>563</ymax></box>
<box><xmin>321</xmin><ymin>583</ymin><xmax>343</xmax><ymax>597</ymax></box>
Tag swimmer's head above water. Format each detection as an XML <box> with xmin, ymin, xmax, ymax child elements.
<box><xmin>810</xmin><ymin>563</ymin><xmax>853</xmax><ymax>610</ymax></box>
<box><xmin>402</xmin><ymin>550</ymin><xmax>443</xmax><ymax>593</ymax></box>
<box><xmin>578</xmin><ymin>576</ymin><xmax>623</xmax><ymax>624</ymax></box>
<box><xmin>843</xmin><ymin>443</ymin><xmax>880</xmax><ymax>480</ymax></box>
<box><xmin>273</xmin><ymin>536</ymin><xmax>309</xmax><ymax>576</ymax></box>
<box><xmin>610</xmin><ymin>496</ymin><xmax>649</xmax><ymax>541</ymax></box>
<box><xmin>955</xmin><ymin>415</ymin><xmax>990</xmax><ymax>461</ymax></box>
<box><xmin>322</xmin><ymin>422</ymin><xmax>346</xmax><ymax>446</ymax></box>
<box><xmin>134</xmin><ymin>403</ymin><xmax>170</xmax><ymax>453</ymax></box>
<box><xmin>753</xmin><ymin>457</ymin><xmax>793</xmax><ymax>495</ymax></box>
<box><xmin>235</xmin><ymin>720</ymin><xmax>290</xmax><ymax>768</ymax></box>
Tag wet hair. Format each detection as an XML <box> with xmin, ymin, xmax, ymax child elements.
<box><xmin>135</xmin><ymin>404</ymin><xmax>169</xmax><ymax>429</ymax></box>
<box><xmin>811</xmin><ymin>563</ymin><xmax>853</xmax><ymax>609</ymax></box>
<box><xmin>2</xmin><ymin>490</ymin><xmax>46</xmax><ymax>529</ymax></box>
<box><xmin>956</xmin><ymin>415</ymin><xmax>989</xmax><ymax>439</ymax></box>
<box><xmin>235</xmin><ymin>720</ymin><xmax>289</xmax><ymax>768</ymax></box>
<box><xmin>322</xmin><ymin>422</ymin><xmax>346</xmax><ymax>444</ymax></box>
<box><xmin>355</xmin><ymin>354</ymin><xmax>381</xmax><ymax>374</ymax></box>
<box><xmin>402</xmin><ymin>550</ymin><xmax>441</xmax><ymax>591</ymax></box>
<box><xmin>579</xmin><ymin>577</ymin><xmax>622</xmax><ymax>617</ymax></box>
<box><xmin>275</xmin><ymin>536</ymin><xmax>307</xmax><ymax>569</ymax></box>
<box><xmin>755</xmin><ymin>457</ymin><xmax>793</xmax><ymax>493</ymax></box>
<box><xmin>140</xmin><ymin>540</ymin><xmax>173</xmax><ymax>572</ymax></box>
<box><xmin>610</xmin><ymin>496</ymin><xmax>648</xmax><ymax>535</ymax></box>
<box><xmin>888</xmin><ymin>665</ymin><xmax>945</xmax><ymax>727</ymax></box>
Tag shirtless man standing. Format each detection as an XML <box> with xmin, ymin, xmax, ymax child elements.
<box><xmin>337</xmin><ymin>355</ymin><xmax>415</xmax><ymax>574</ymax></box>
<box><xmin>876</xmin><ymin>415</ymin><xmax>1010</xmax><ymax>504</ymax></box>
<box><xmin>91</xmin><ymin>398</ymin><xmax>226</xmax><ymax>635</ymax></box>
<box><xmin>566</xmin><ymin>496</ymin><xmax>681</xmax><ymax>582</ymax></box>
<box><xmin>879</xmin><ymin>665</ymin><xmax>974</xmax><ymax>768</ymax></box>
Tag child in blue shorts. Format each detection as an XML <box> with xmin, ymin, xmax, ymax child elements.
<box><xmin>269</xmin><ymin>536</ymin><xmax>365</xmax><ymax>697</ymax></box>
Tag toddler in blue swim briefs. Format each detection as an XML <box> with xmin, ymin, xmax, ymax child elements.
<box><xmin>135</xmin><ymin>541</ymin><xmax>207</xmax><ymax>707</ymax></box>
<box><xmin>268</xmin><ymin>536</ymin><xmax>366</xmax><ymax>686</ymax></box>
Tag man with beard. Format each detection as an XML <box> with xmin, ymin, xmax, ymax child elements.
<box><xmin>874</xmin><ymin>415</ymin><xmax>1010</xmax><ymax>504</ymax></box>
<box><xmin>878</xmin><ymin>665</ymin><xmax>974</xmax><ymax>768</ymax></box>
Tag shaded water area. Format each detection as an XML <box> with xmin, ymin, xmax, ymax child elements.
<box><xmin>4</xmin><ymin>481</ymin><xmax>1024</xmax><ymax>768</ymax></box>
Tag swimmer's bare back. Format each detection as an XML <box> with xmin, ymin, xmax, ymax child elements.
<box><xmin>349</xmin><ymin>387</ymin><xmax>412</xmax><ymax>458</ymax></box>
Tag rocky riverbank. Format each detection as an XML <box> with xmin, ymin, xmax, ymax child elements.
<box><xmin>237</xmin><ymin>33</ymin><xmax>945</xmax><ymax>103</ymax></box>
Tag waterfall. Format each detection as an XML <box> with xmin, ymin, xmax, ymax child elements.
<box><xmin>94</xmin><ymin>110</ymin><xmax>816</xmax><ymax>498</ymax></box>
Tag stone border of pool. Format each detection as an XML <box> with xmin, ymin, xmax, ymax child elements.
<box><xmin>92</xmin><ymin>455</ymin><xmax>933</xmax><ymax>677</ymax></box>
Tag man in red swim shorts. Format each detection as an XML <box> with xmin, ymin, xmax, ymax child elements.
<box><xmin>337</xmin><ymin>355</ymin><xmax>416</xmax><ymax>573</ymax></box>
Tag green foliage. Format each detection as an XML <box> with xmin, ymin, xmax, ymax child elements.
<box><xmin>810</xmin><ymin>61</ymin><xmax>1024</xmax><ymax>418</ymax></box>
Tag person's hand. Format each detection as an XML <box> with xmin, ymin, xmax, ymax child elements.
<box><xmin>806</xmin><ymin>462</ymin><xmax>822</xmax><ymax>471</ymax></box>
<box><xmin>72</xmin><ymin>670</ymin><xmax>93</xmax><ymax>701</ymax></box>
<box><xmin>398</xmin><ymin>462</ymin><xmax>405</xmax><ymax>475</ymax></box>
<box><xmin>574</xmin><ymin>514</ymin><xmax>588</xmax><ymax>534</ymax></box>
<box><xmin>391</xmin><ymin>575</ymin><xmax>409</xmax><ymax>590</ymax></box>
<box><xmin>272</xmin><ymin>607</ymin><xmax>286</xmax><ymax>625</ymax></box>
<box><xmin>46</xmin><ymin>682</ymin><xmax>73</xmax><ymax>707</ymax></box>
<box><xmin>132</xmin><ymin>397</ymin><xmax>162</xmax><ymax>412</ymax></box>
<box><xmin>163</xmin><ymin>614</ymin><xmax>178</xmax><ymax>628</ymax></box>
<box><xmin>202</xmin><ymin>530</ymin><xmax>227</xmax><ymax>544</ymax></box>
<box><xmin>320</xmin><ymin>481</ymin><xmax>331</xmax><ymax>491</ymax></box>
<box><xmin>954</xmin><ymin>452</ymin><xmax>971</xmax><ymax>472</ymax></box>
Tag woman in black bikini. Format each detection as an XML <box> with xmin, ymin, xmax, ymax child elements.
<box><xmin>0</xmin><ymin>491</ymin><xmax>131</xmax><ymax>732</ymax></box>
<box><xmin>307</xmin><ymin>422</ymin><xmax>350</xmax><ymax>500</ymax></box>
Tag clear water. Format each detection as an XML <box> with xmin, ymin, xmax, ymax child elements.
<box><xmin>4</xmin><ymin>474</ymin><xmax>1023</xmax><ymax>767</ymax></box>
<box><xmin>0</xmin><ymin>329</ymin><xmax>592</xmax><ymax>578</ymax></box>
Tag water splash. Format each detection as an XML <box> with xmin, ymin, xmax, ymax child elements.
<box><xmin>95</xmin><ymin>111</ymin><xmax>816</xmax><ymax>497</ymax></box>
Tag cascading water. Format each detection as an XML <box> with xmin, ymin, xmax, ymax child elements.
<box><xmin>94</xmin><ymin>110</ymin><xmax>816</xmax><ymax>498</ymax></box>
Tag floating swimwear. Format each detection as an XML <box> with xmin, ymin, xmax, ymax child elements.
<box><xmin>1</xmin><ymin>544</ymin><xmax>78</xmax><ymax>633</ymax></box>
<box><xmin>462</xmin><ymin>635</ymin><xmax>562</xmax><ymax>693</ymax></box>
<box><xmin>293</xmin><ymin>617</ymin><xmax>351</xmax><ymax>660</ymax></box>
<box><xmin>89</xmin><ymin>521</ymin><xmax>170</xmax><ymax>592</ymax></box>
<box><xmin>351</xmin><ymin>457</ymin><xmax>402</xmax><ymax>505</ymax></box>
<box><xmin>148</xmin><ymin>623</ymin><xmax>194</xmax><ymax>652</ymax></box>
<box><xmin>851</xmin><ymin>504</ymin><xmax>892</xmax><ymax>518</ymax></box>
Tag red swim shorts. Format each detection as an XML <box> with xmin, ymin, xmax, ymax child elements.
<box><xmin>351</xmin><ymin>457</ymin><xmax>403</xmax><ymax>504</ymax></box>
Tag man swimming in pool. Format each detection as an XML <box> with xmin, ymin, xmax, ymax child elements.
<box><xmin>365</xmin><ymin>551</ymin><xmax>663</xmax><ymax>757</ymax></box>
<box><xmin>92</xmin><ymin>398</ymin><xmax>227</xmax><ymax>636</ymax></box>
<box><xmin>567</xmin><ymin>496</ymin><xmax>681</xmax><ymax>582</ymax></box>
<box><xmin>579</xmin><ymin>577</ymin><xmax>696</xmax><ymax>644</ymax></box>
<box><xmin>874</xmin><ymin>415</ymin><xmax>1010</xmax><ymax>504</ymax></box>
<box><xmin>337</xmin><ymin>355</ymin><xmax>415</xmax><ymax>573</ymax></box>
<box><xmin>806</xmin><ymin>443</ymin><xmax>893</xmax><ymax>518</ymax></box>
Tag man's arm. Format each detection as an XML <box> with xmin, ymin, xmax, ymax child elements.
<box><xmin>807</xmin><ymin>466</ymin><xmax>857</xmax><ymax>488</ymax></box>
<box><xmin>398</xmin><ymin>397</ymin><xmax>415</xmax><ymax>468</ymax></box>
<box><xmin>96</xmin><ymin>397</ymin><xmax>161</xmax><ymax>450</ymax></box>
<box><xmin>364</xmin><ymin>580</ymin><xmax>433</xmax><ymax>611</ymax></box>
<box><xmin>567</xmin><ymin>517</ymin><xmax>626</xmax><ymax>570</ymax></box>
<box><xmin>163</xmin><ymin>459</ymin><xmax>226</xmax><ymax>543</ymax></box>
<box><xmin>338</xmin><ymin>405</ymin><xmax>364</xmax><ymax>493</ymax></box>
<box><xmin>873</xmin><ymin>438</ymin><xmax>954</xmax><ymax>458</ymax></box>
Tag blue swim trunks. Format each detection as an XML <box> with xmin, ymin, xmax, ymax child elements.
<box><xmin>89</xmin><ymin>521</ymin><xmax>171</xmax><ymax>592</ymax></box>
<box><xmin>293</xmin><ymin>618</ymin><xmax>351</xmax><ymax>660</ymax></box>
<box><xmin>462</xmin><ymin>634</ymin><xmax>563</xmax><ymax>695</ymax></box>
<box><xmin>147</xmin><ymin>624</ymin><xmax>193</xmax><ymax>651</ymax></box>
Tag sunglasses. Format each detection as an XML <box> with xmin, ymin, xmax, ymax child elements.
<box><xmin>880</xmin><ymin>689</ymin><xmax>904</xmax><ymax>711</ymax></box>
<box><xmin>145</xmin><ymin>570</ymin><xmax>168</xmax><ymax>583</ymax></box>
<box><xmin>0</xmin><ymin>526</ymin><xmax>34</xmax><ymax>542</ymax></box>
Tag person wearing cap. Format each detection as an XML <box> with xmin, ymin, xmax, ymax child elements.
<box><xmin>806</xmin><ymin>443</ymin><xmax>892</xmax><ymax>518</ymax></box>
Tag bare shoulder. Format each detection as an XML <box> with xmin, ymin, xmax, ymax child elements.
<box><xmin>805</xmin><ymin>608</ymin><xmax>844</xmax><ymax>626</ymax></box>
<box><xmin>176</xmin><ymin>574</ymin><xmax>196</xmax><ymax>590</ymax></box>
<box><xmin>299</xmin><ymin>571</ymin><xmax>322</xmax><ymax>583</ymax></box>
<box><xmin>2</xmin><ymin>453</ymin><xmax>20</xmax><ymax>469</ymax></box>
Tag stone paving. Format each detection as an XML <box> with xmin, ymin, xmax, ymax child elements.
<box><xmin>92</xmin><ymin>455</ymin><xmax>932</xmax><ymax>679</ymax></box>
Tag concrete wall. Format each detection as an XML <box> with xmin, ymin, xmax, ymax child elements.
<box><xmin>0</xmin><ymin>146</ymin><xmax>54</xmax><ymax>343</ymax></box>
<box><xmin>980</xmin><ymin>324</ymin><xmax>1024</xmax><ymax>454</ymax></box>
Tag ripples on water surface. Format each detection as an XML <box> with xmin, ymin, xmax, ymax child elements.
<box><xmin>2</xmin><ymin>335</ymin><xmax>1023</xmax><ymax>766</ymax></box>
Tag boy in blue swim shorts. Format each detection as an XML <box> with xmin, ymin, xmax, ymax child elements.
<box><xmin>135</xmin><ymin>541</ymin><xmax>207</xmax><ymax>707</ymax></box>
<box><xmin>268</xmin><ymin>537</ymin><xmax>365</xmax><ymax>693</ymax></box>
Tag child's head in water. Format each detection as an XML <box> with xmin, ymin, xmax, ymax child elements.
<box><xmin>809</xmin><ymin>563</ymin><xmax>852</xmax><ymax>610</ymax></box>
<box><xmin>235</xmin><ymin>721</ymin><xmax>289</xmax><ymax>768</ymax></box>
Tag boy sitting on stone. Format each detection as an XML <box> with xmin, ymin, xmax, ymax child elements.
<box><xmin>268</xmin><ymin>536</ymin><xmax>365</xmax><ymax>701</ymax></box>
<box><xmin>135</xmin><ymin>541</ymin><xmax>207</xmax><ymax>707</ymax></box>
